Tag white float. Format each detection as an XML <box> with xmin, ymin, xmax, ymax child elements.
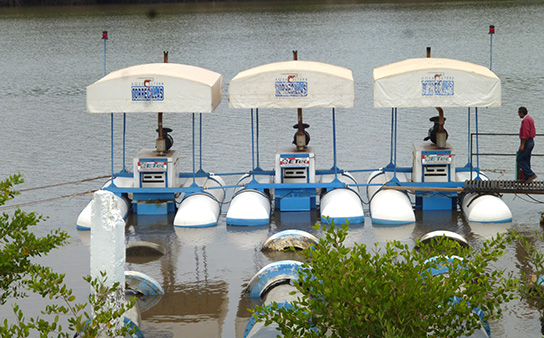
<box><xmin>227</xmin><ymin>174</ymin><xmax>271</xmax><ymax>226</ymax></box>
<box><xmin>125</xmin><ymin>270</ymin><xmax>164</xmax><ymax>296</ymax></box>
<box><xmin>456</xmin><ymin>171</ymin><xmax>512</xmax><ymax>223</ymax></box>
<box><xmin>244</xmin><ymin>261</ymin><xmax>303</xmax><ymax>338</ymax></box>
<box><xmin>77</xmin><ymin>176</ymin><xmax>131</xmax><ymax>230</ymax></box>
<box><xmin>174</xmin><ymin>175</ymin><xmax>226</xmax><ymax>228</ymax></box>
<box><xmin>261</xmin><ymin>229</ymin><xmax>318</xmax><ymax>252</ymax></box>
<box><xmin>320</xmin><ymin>172</ymin><xmax>364</xmax><ymax>225</ymax></box>
<box><xmin>367</xmin><ymin>170</ymin><xmax>415</xmax><ymax>225</ymax></box>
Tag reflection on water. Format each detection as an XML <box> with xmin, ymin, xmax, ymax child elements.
<box><xmin>141</xmin><ymin>281</ymin><xmax>229</xmax><ymax>338</ymax></box>
<box><xmin>469</xmin><ymin>221</ymin><xmax>512</xmax><ymax>239</ymax></box>
<box><xmin>226</xmin><ymin>226</ymin><xmax>270</xmax><ymax>251</ymax></box>
<box><xmin>372</xmin><ymin>222</ymin><xmax>416</xmax><ymax>243</ymax></box>
<box><xmin>143</xmin><ymin>280</ymin><xmax>229</xmax><ymax>323</ymax></box>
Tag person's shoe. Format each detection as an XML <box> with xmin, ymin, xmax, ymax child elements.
<box><xmin>527</xmin><ymin>174</ymin><xmax>538</xmax><ymax>183</ymax></box>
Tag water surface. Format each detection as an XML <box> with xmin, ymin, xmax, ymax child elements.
<box><xmin>2</xmin><ymin>1</ymin><xmax>544</xmax><ymax>337</ymax></box>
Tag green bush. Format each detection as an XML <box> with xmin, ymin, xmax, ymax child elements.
<box><xmin>0</xmin><ymin>174</ymin><xmax>136</xmax><ymax>337</ymax></box>
<box><xmin>253</xmin><ymin>222</ymin><xmax>518</xmax><ymax>338</ymax></box>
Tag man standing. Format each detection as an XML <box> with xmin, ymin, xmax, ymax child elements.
<box><xmin>517</xmin><ymin>106</ymin><xmax>537</xmax><ymax>182</ymax></box>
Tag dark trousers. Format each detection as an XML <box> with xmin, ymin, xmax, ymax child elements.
<box><xmin>517</xmin><ymin>138</ymin><xmax>535</xmax><ymax>179</ymax></box>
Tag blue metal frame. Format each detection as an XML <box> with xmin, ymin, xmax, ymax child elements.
<box><xmin>331</xmin><ymin>108</ymin><xmax>339</xmax><ymax>182</ymax></box>
<box><xmin>376</xmin><ymin>102</ymin><xmax>485</xmax><ymax>212</ymax></box>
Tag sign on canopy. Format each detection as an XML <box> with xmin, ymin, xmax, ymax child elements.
<box><xmin>373</xmin><ymin>58</ymin><xmax>501</xmax><ymax>108</ymax></box>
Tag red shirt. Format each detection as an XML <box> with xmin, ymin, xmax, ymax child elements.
<box><xmin>520</xmin><ymin>115</ymin><xmax>536</xmax><ymax>140</ymax></box>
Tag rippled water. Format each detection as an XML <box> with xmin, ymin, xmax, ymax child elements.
<box><xmin>2</xmin><ymin>1</ymin><xmax>544</xmax><ymax>337</ymax></box>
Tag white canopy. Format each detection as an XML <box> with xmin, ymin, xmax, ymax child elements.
<box><xmin>373</xmin><ymin>58</ymin><xmax>501</xmax><ymax>108</ymax></box>
<box><xmin>87</xmin><ymin>63</ymin><xmax>222</xmax><ymax>113</ymax></box>
<box><xmin>228</xmin><ymin>60</ymin><xmax>354</xmax><ymax>109</ymax></box>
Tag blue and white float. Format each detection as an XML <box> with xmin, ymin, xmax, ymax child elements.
<box><xmin>226</xmin><ymin>174</ymin><xmax>272</xmax><ymax>226</ymax></box>
<box><xmin>243</xmin><ymin>260</ymin><xmax>302</xmax><ymax>338</ymax></box>
<box><xmin>369</xmin><ymin>56</ymin><xmax>512</xmax><ymax>224</ymax></box>
<box><xmin>77</xmin><ymin>177</ymin><xmax>131</xmax><ymax>230</ymax></box>
<box><xmin>243</xmin><ymin>230</ymin><xmax>492</xmax><ymax>338</ymax></box>
<box><xmin>419</xmin><ymin>231</ymin><xmax>491</xmax><ymax>338</ymax></box>
<box><xmin>227</xmin><ymin>54</ymin><xmax>364</xmax><ymax>226</ymax></box>
<box><xmin>261</xmin><ymin>229</ymin><xmax>318</xmax><ymax>252</ymax></box>
<box><xmin>367</xmin><ymin>170</ymin><xmax>415</xmax><ymax>225</ymax></box>
<box><xmin>77</xmin><ymin>58</ymin><xmax>226</xmax><ymax>229</ymax></box>
<box><xmin>456</xmin><ymin>171</ymin><xmax>512</xmax><ymax>223</ymax></box>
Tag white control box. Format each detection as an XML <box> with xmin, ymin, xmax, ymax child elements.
<box><xmin>274</xmin><ymin>146</ymin><xmax>316</xmax><ymax>184</ymax></box>
<box><xmin>133</xmin><ymin>149</ymin><xmax>180</xmax><ymax>188</ymax></box>
<box><xmin>412</xmin><ymin>142</ymin><xmax>455</xmax><ymax>183</ymax></box>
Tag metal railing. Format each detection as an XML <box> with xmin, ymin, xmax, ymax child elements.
<box><xmin>470</xmin><ymin>132</ymin><xmax>544</xmax><ymax>180</ymax></box>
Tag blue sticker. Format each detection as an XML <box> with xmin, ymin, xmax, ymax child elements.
<box><xmin>421</xmin><ymin>76</ymin><xmax>454</xmax><ymax>96</ymax></box>
<box><xmin>132</xmin><ymin>85</ymin><xmax>164</xmax><ymax>101</ymax></box>
<box><xmin>275</xmin><ymin>80</ymin><xmax>308</xmax><ymax>97</ymax></box>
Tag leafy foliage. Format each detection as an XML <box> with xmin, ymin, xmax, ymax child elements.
<box><xmin>513</xmin><ymin>230</ymin><xmax>544</xmax><ymax>318</ymax></box>
<box><xmin>253</xmin><ymin>222</ymin><xmax>518</xmax><ymax>338</ymax></box>
<box><xmin>0</xmin><ymin>174</ymin><xmax>137</xmax><ymax>337</ymax></box>
<box><xmin>0</xmin><ymin>174</ymin><xmax>69</xmax><ymax>304</ymax></box>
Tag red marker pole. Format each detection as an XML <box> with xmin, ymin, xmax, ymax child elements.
<box><xmin>102</xmin><ymin>31</ymin><xmax>116</xmax><ymax>182</ymax></box>
<box><xmin>489</xmin><ymin>25</ymin><xmax>494</xmax><ymax>70</ymax></box>
<box><xmin>102</xmin><ymin>30</ymin><xmax>108</xmax><ymax>76</ymax></box>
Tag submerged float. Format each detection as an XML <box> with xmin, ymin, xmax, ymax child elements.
<box><xmin>243</xmin><ymin>231</ymin><xmax>491</xmax><ymax>338</ymax></box>
<box><xmin>226</xmin><ymin>52</ymin><xmax>364</xmax><ymax>226</ymax></box>
<box><xmin>368</xmin><ymin>55</ymin><xmax>512</xmax><ymax>225</ymax></box>
<box><xmin>77</xmin><ymin>54</ymin><xmax>226</xmax><ymax>230</ymax></box>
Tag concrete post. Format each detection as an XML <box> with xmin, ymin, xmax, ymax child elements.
<box><xmin>90</xmin><ymin>190</ymin><xmax>126</xmax><ymax>335</ymax></box>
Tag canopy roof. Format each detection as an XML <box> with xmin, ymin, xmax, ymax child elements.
<box><xmin>373</xmin><ymin>58</ymin><xmax>501</xmax><ymax>108</ymax></box>
<box><xmin>229</xmin><ymin>60</ymin><xmax>354</xmax><ymax>109</ymax></box>
<box><xmin>87</xmin><ymin>63</ymin><xmax>222</xmax><ymax>113</ymax></box>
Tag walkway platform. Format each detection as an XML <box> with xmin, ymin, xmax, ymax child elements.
<box><xmin>463</xmin><ymin>180</ymin><xmax>544</xmax><ymax>194</ymax></box>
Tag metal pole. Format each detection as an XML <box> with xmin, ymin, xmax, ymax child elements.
<box><xmin>192</xmin><ymin>113</ymin><xmax>196</xmax><ymax>186</ymax></box>
<box><xmin>102</xmin><ymin>31</ymin><xmax>116</xmax><ymax>185</ymax></box>
<box><xmin>467</xmin><ymin>107</ymin><xmax>471</xmax><ymax>168</ymax></box>
<box><xmin>156</xmin><ymin>52</ymin><xmax>168</xmax><ymax>155</ymax></box>
<box><xmin>332</xmin><ymin>108</ymin><xmax>338</xmax><ymax>180</ymax></box>
<box><xmin>199</xmin><ymin>113</ymin><xmax>203</xmax><ymax>172</ymax></box>
<box><xmin>122</xmin><ymin>113</ymin><xmax>126</xmax><ymax>172</ymax></box>
<box><xmin>102</xmin><ymin>31</ymin><xmax>107</xmax><ymax>76</ymax></box>
<box><xmin>256</xmin><ymin>108</ymin><xmax>261</xmax><ymax>170</ymax></box>
<box><xmin>292</xmin><ymin>50</ymin><xmax>306</xmax><ymax>151</ymax></box>
<box><xmin>475</xmin><ymin>107</ymin><xmax>481</xmax><ymax>180</ymax></box>
<box><xmin>393</xmin><ymin>108</ymin><xmax>398</xmax><ymax>179</ymax></box>
<box><xmin>251</xmin><ymin>109</ymin><xmax>255</xmax><ymax>171</ymax></box>
<box><xmin>389</xmin><ymin>108</ymin><xmax>394</xmax><ymax>167</ymax></box>
<box><xmin>489</xmin><ymin>25</ymin><xmax>495</xmax><ymax>70</ymax></box>
<box><xmin>109</xmin><ymin>115</ymin><xmax>114</xmax><ymax>180</ymax></box>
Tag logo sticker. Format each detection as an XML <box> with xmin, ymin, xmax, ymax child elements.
<box><xmin>132</xmin><ymin>80</ymin><xmax>164</xmax><ymax>102</ymax></box>
<box><xmin>275</xmin><ymin>74</ymin><xmax>308</xmax><ymax>97</ymax></box>
<box><xmin>421</xmin><ymin>73</ymin><xmax>454</xmax><ymax>96</ymax></box>
<box><xmin>279</xmin><ymin>157</ymin><xmax>310</xmax><ymax>167</ymax></box>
